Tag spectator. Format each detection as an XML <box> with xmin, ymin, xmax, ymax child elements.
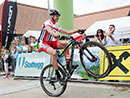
<box><xmin>10</xmin><ymin>41</ymin><xmax>16</xmax><ymax>58</ymax></box>
<box><xmin>13</xmin><ymin>40</ymin><xmax>23</xmax><ymax>71</ymax></box>
<box><xmin>104</xmin><ymin>24</ymin><xmax>120</xmax><ymax>82</ymax></box>
<box><xmin>21</xmin><ymin>40</ymin><xmax>29</xmax><ymax>53</ymax></box>
<box><xmin>104</xmin><ymin>24</ymin><xmax>120</xmax><ymax>47</ymax></box>
<box><xmin>29</xmin><ymin>36</ymin><xmax>40</xmax><ymax>52</ymax></box>
<box><xmin>3</xmin><ymin>49</ymin><xmax>9</xmax><ymax>78</ymax></box>
<box><xmin>10</xmin><ymin>41</ymin><xmax>16</xmax><ymax>72</ymax></box>
<box><xmin>123</xmin><ymin>38</ymin><xmax>129</xmax><ymax>45</ymax></box>
<box><xmin>94</xmin><ymin>29</ymin><xmax>106</xmax><ymax>46</ymax></box>
<box><xmin>1</xmin><ymin>46</ymin><xmax>6</xmax><ymax>72</ymax></box>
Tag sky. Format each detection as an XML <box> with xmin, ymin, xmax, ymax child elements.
<box><xmin>0</xmin><ymin>0</ymin><xmax>130</xmax><ymax>15</ymax></box>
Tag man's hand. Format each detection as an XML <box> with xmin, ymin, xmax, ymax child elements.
<box><xmin>109</xmin><ymin>32</ymin><xmax>112</xmax><ymax>37</ymax></box>
<box><xmin>108</xmin><ymin>32</ymin><xmax>114</xmax><ymax>41</ymax></box>
<box><xmin>29</xmin><ymin>44</ymin><xmax>32</xmax><ymax>47</ymax></box>
<box><xmin>14</xmin><ymin>46</ymin><xmax>17</xmax><ymax>49</ymax></box>
<box><xmin>78</xmin><ymin>29</ymin><xmax>86</xmax><ymax>34</ymax></box>
<box><xmin>54</xmin><ymin>33</ymin><xmax>60</xmax><ymax>39</ymax></box>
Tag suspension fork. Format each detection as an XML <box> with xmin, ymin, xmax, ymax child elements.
<box><xmin>80</xmin><ymin>47</ymin><xmax>97</xmax><ymax>62</ymax></box>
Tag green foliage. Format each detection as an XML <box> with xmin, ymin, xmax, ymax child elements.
<box><xmin>89</xmin><ymin>65</ymin><xmax>100</xmax><ymax>75</ymax></box>
<box><xmin>79</xmin><ymin>70</ymin><xmax>96</xmax><ymax>80</ymax></box>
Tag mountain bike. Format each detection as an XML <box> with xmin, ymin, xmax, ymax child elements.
<box><xmin>40</xmin><ymin>30</ymin><xmax>112</xmax><ymax>97</ymax></box>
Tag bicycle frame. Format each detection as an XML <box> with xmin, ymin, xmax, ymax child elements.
<box><xmin>56</xmin><ymin>41</ymin><xmax>74</xmax><ymax>77</ymax></box>
<box><xmin>56</xmin><ymin>37</ymin><xmax>97</xmax><ymax>79</ymax></box>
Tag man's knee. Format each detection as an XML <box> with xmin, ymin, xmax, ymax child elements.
<box><xmin>64</xmin><ymin>42</ymin><xmax>68</xmax><ymax>47</ymax></box>
<box><xmin>51</xmin><ymin>50</ymin><xmax>57</xmax><ymax>57</ymax></box>
<box><xmin>59</xmin><ymin>41</ymin><xmax>68</xmax><ymax>47</ymax></box>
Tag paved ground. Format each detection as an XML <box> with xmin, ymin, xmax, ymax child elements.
<box><xmin>0</xmin><ymin>74</ymin><xmax>130</xmax><ymax>98</ymax></box>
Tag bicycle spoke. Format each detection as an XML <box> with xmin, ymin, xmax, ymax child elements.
<box><xmin>80</xmin><ymin>41</ymin><xmax>112</xmax><ymax>78</ymax></box>
<box><xmin>40</xmin><ymin>64</ymin><xmax>67</xmax><ymax>97</ymax></box>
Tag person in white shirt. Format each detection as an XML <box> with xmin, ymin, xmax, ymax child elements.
<box><xmin>21</xmin><ymin>40</ymin><xmax>29</xmax><ymax>53</ymax></box>
<box><xmin>104</xmin><ymin>24</ymin><xmax>120</xmax><ymax>47</ymax></box>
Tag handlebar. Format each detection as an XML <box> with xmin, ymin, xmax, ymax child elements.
<box><xmin>78</xmin><ymin>29</ymin><xmax>86</xmax><ymax>34</ymax></box>
<box><xmin>59</xmin><ymin>29</ymin><xmax>86</xmax><ymax>40</ymax></box>
<box><xmin>59</xmin><ymin>36</ymin><xmax>74</xmax><ymax>40</ymax></box>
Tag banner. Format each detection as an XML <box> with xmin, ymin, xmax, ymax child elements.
<box><xmin>100</xmin><ymin>45</ymin><xmax>130</xmax><ymax>80</ymax></box>
<box><xmin>14</xmin><ymin>52</ymin><xmax>51</xmax><ymax>77</ymax></box>
<box><xmin>1</xmin><ymin>0</ymin><xmax>17</xmax><ymax>49</ymax></box>
<box><xmin>58</xmin><ymin>48</ymin><xmax>101</xmax><ymax>80</ymax></box>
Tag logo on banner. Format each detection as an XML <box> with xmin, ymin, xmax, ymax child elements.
<box><xmin>18</xmin><ymin>57</ymin><xmax>44</xmax><ymax>70</ymax></box>
<box><xmin>110</xmin><ymin>52</ymin><xmax>130</xmax><ymax>74</ymax></box>
<box><xmin>7</xmin><ymin>6</ymin><xmax>13</xmax><ymax>34</ymax></box>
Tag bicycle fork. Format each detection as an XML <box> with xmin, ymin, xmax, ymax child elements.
<box><xmin>80</xmin><ymin>48</ymin><xmax>97</xmax><ymax>62</ymax></box>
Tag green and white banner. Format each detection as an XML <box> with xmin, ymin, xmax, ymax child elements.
<box><xmin>15</xmin><ymin>52</ymin><xmax>51</xmax><ymax>77</ymax></box>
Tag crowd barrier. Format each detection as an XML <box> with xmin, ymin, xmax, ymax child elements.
<box><xmin>14</xmin><ymin>52</ymin><xmax>51</xmax><ymax>77</ymax></box>
<box><xmin>14</xmin><ymin>45</ymin><xmax>130</xmax><ymax>80</ymax></box>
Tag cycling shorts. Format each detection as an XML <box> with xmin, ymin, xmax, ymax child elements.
<box><xmin>39</xmin><ymin>40</ymin><xmax>58</xmax><ymax>53</ymax></box>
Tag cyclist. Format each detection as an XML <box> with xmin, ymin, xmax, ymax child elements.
<box><xmin>38</xmin><ymin>9</ymin><xmax>78</xmax><ymax>81</ymax></box>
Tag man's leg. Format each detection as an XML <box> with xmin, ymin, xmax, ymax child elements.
<box><xmin>57</xmin><ymin>40</ymin><xmax>79</xmax><ymax>70</ymax></box>
<box><xmin>46</xmin><ymin>47</ymin><xmax>58</xmax><ymax>70</ymax></box>
<box><xmin>57</xmin><ymin>40</ymin><xmax>69</xmax><ymax>56</ymax></box>
<box><xmin>39</xmin><ymin>43</ymin><xmax>62</xmax><ymax>81</ymax></box>
<box><xmin>57</xmin><ymin>40</ymin><xmax>70</xmax><ymax>62</ymax></box>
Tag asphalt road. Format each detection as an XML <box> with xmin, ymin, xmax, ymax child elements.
<box><xmin>0</xmin><ymin>76</ymin><xmax>130</xmax><ymax>98</ymax></box>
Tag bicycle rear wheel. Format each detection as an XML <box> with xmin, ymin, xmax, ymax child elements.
<box><xmin>80</xmin><ymin>41</ymin><xmax>112</xmax><ymax>78</ymax></box>
<box><xmin>40</xmin><ymin>64</ymin><xmax>67</xmax><ymax>97</ymax></box>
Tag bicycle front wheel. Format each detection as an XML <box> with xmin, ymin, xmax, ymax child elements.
<box><xmin>40</xmin><ymin>64</ymin><xmax>67</xmax><ymax>97</ymax></box>
<box><xmin>80</xmin><ymin>41</ymin><xmax>112</xmax><ymax>78</ymax></box>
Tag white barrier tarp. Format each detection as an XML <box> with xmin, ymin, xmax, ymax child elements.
<box><xmin>23</xmin><ymin>30</ymin><xmax>41</xmax><ymax>40</ymax></box>
<box><xmin>85</xmin><ymin>16</ymin><xmax>130</xmax><ymax>38</ymax></box>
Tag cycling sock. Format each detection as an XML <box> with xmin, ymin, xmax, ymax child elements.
<box><xmin>66</xmin><ymin>63</ymin><xmax>70</xmax><ymax>71</ymax></box>
<box><xmin>55</xmin><ymin>70</ymin><xmax>61</xmax><ymax>78</ymax></box>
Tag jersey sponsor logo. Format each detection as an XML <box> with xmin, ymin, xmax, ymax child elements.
<box><xmin>40</xmin><ymin>44</ymin><xmax>48</xmax><ymax>49</ymax></box>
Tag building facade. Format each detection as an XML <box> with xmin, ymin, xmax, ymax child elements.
<box><xmin>0</xmin><ymin>3</ymin><xmax>130</xmax><ymax>35</ymax></box>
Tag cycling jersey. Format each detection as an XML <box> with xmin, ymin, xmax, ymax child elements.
<box><xmin>38</xmin><ymin>19</ymin><xmax>62</xmax><ymax>43</ymax></box>
<box><xmin>38</xmin><ymin>19</ymin><xmax>62</xmax><ymax>53</ymax></box>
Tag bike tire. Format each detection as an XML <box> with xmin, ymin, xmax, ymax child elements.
<box><xmin>80</xmin><ymin>41</ymin><xmax>112</xmax><ymax>78</ymax></box>
<box><xmin>40</xmin><ymin>64</ymin><xmax>67</xmax><ymax>97</ymax></box>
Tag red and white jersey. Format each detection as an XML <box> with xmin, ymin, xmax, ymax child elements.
<box><xmin>38</xmin><ymin>19</ymin><xmax>62</xmax><ymax>43</ymax></box>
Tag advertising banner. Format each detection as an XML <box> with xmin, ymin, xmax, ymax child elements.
<box><xmin>15</xmin><ymin>45</ymin><xmax>130</xmax><ymax>80</ymax></box>
<box><xmin>58</xmin><ymin>48</ymin><xmax>101</xmax><ymax>80</ymax></box>
<box><xmin>1</xmin><ymin>0</ymin><xmax>17</xmax><ymax>49</ymax></box>
<box><xmin>14</xmin><ymin>52</ymin><xmax>51</xmax><ymax>77</ymax></box>
<box><xmin>100</xmin><ymin>45</ymin><xmax>130</xmax><ymax>80</ymax></box>
<box><xmin>72</xmin><ymin>48</ymin><xmax>101</xmax><ymax>80</ymax></box>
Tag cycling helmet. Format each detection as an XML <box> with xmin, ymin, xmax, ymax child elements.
<box><xmin>50</xmin><ymin>9</ymin><xmax>61</xmax><ymax>16</ymax></box>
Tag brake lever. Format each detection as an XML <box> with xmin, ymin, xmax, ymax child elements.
<box><xmin>78</xmin><ymin>29</ymin><xmax>86</xmax><ymax>34</ymax></box>
<box><xmin>59</xmin><ymin>36</ymin><xmax>66</xmax><ymax>40</ymax></box>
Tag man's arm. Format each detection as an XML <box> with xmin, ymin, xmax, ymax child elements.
<box><xmin>46</xmin><ymin>26</ymin><xmax>60</xmax><ymax>38</ymax></box>
<box><xmin>109</xmin><ymin>33</ymin><xmax>115</xmax><ymax>41</ymax></box>
<box><xmin>59</xmin><ymin>29</ymin><xmax>78</xmax><ymax>35</ymax></box>
<box><xmin>14</xmin><ymin>46</ymin><xmax>22</xmax><ymax>53</ymax></box>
